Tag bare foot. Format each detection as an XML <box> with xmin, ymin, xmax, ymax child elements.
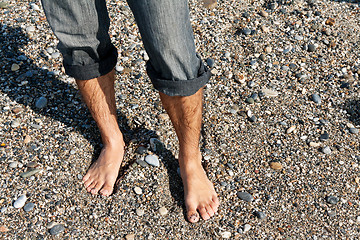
<box><xmin>180</xmin><ymin>152</ymin><xmax>219</xmax><ymax>223</ymax></box>
<box><xmin>82</xmin><ymin>141</ymin><xmax>125</xmax><ymax>196</ymax></box>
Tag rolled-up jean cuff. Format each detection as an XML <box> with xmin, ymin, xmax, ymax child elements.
<box><xmin>146</xmin><ymin>60</ymin><xmax>212</xmax><ymax>97</ymax></box>
<box><xmin>63</xmin><ymin>47</ymin><xmax>118</xmax><ymax>80</ymax></box>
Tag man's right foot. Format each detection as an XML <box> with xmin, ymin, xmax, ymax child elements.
<box><xmin>82</xmin><ymin>140</ymin><xmax>125</xmax><ymax>196</ymax></box>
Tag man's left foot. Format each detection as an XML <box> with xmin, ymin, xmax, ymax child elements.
<box><xmin>180</xmin><ymin>151</ymin><xmax>219</xmax><ymax>223</ymax></box>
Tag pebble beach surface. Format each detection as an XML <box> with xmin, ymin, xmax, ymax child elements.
<box><xmin>1</xmin><ymin>0</ymin><xmax>360</xmax><ymax>239</ymax></box>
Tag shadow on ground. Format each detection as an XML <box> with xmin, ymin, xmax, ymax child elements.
<box><xmin>0</xmin><ymin>24</ymin><xmax>185</xmax><ymax>211</ymax></box>
<box><xmin>342</xmin><ymin>99</ymin><xmax>360</xmax><ymax>126</ymax></box>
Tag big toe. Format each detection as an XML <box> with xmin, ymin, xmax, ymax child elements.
<box><xmin>186</xmin><ymin>206</ymin><xmax>200</xmax><ymax>223</ymax></box>
<box><xmin>100</xmin><ymin>183</ymin><xmax>113</xmax><ymax>197</ymax></box>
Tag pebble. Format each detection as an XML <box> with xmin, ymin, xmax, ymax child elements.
<box><xmin>30</xmin><ymin>3</ymin><xmax>40</xmax><ymax>11</ymax></box>
<box><xmin>150</xmin><ymin>138</ymin><xmax>164</xmax><ymax>152</ymax></box>
<box><xmin>13</xmin><ymin>195</ymin><xmax>27</xmax><ymax>208</ymax></box>
<box><xmin>349</xmin><ymin>128</ymin><xmax>359</xmax><ymax>134</ymax></box>
<box><xmin>327</xmin><ymin>210</ymin><xmax>336</xmax><ymax>217</ymax></box>
<box><xmin>269</xmin><ymin>162</ymin><xmax>282</xmax><ymax>170</ymax></box>
<box><xmin>125</xmin><ymin>234</ymin><xmax>135</xmax><ymax>240</ymax></box>
<box><xmin>23</xmin><ymin>135</ymin><xmax>31</xmax><ymax>144</ymax></box>
<box><xmin>115</xmin><ymin>65</ymin><xmax>124</xmax><ymax>72</ymax></box>
<box><xmin>311</xmin><ymin>94</ymin><xmax>321</xmax><ymax>104</ymax></box>
<box><xmin>26</xmin><ymin>162</ymin><xmax>39</xmax><ymax>168</ymax></box>
<box><xmin>11</xmin><ymin>63</ymin><xmax>20</xmax><ymax>71</ymax></box>
<box><xmin>11</xmin><ymin>119</ymin><xmax>21</xmax><ymax>128</ymax></box>
<box><xmin>0</xmin><ymin>2</ymin><xmax>9</xmax><ymax>9</ymax></box>
<box><xmin>322</xmin><ymin>146</ymin><xmax>332</xmax><ymax>154</ymax></box>
<box><xmin>237</xmin><ymin>192</ymin><xmax>254</xmax><ymax>202</ymax></box>
<box><xmin>309</xmin><ymin>142</ymin><xmax>321</xmax><ymax>147</ymax></box>
<box><xmin>50</xmin><ymin>224</ymin><xmax>65</xmax><ymax>236</ymax></box>
<box><xmin>254</xmin><ymin>211</ymin><xmax>266</xmax><ymax>220</ymax></box>
<box><xmin>357</xmin><ymin>216</ymin><xmax>360</xmax><ymax>223</ymax></box>
<box><xmin>286</xmin><ymin>126</ymin><xmax>296</xmax><ymax>134</ymax></box>
<box><xmin>248</xmin><ymin>115</ymin><xmax>256</xmax><ymax>122</ymax></box>
<box><xmin>259</xmin><ymin>10</ymin><xmax>269</xmax><ymax>17</ymax></box>
<box><xmin>25</xmin><ymin>26</ymin><xmax>35</xmax><ymax>34</ymax></box>
<box><xmin>136</xmin><ymin>159</ymin><xmax>148</xmax><ymax>167</ymax></box>
<box><xmin>307</xmin><ymin>44</ymin><xmax>317</xmax><ymax>52</ymax></box>
<box><xmin>262</xmin><ymin>88</ymin><xmax>279</xmax><ymax>97</ymax></box>
<box><xmin>136</xmin><ymin>208</ymin><xmax>145</xmax><ymax>216</ymax></box>
<box><xmin>23</xmin><ymin>202</ymin><xmax>34</xmax><ymax>212</ymax></box>
<box><xmin>242</xmin><ymin>28</ymin><xmax>251</xmax><ymax>36</ymax></box>
<box><xmin>133</xmin><ymin>187</ymin><xmax>142</xmax><ymax>195</ymax></box>
<box><xmin>145</xmin><ymin>155</ymin><xmax>160</xmax><ymax>167</ymax></box>
<box><xmin>206</xmin><ymin>58</ymin><xmax>214</xmax><ymax>68</ymax></box>
<box><xmin>220</xmin><ymin>231</ymin><xmax>231</xmax><ymax>238</ymax></box>
<box><xmin>158</xmin><ymin>206</ymin><xmax>168</xmax><ymax>216</ymax></box>
<box><xmin>320</xmin><ymin>132</ymin><xmax>329</xmax><ymax>141</ymax></box>
<box><xmin>9</xmin><ymin>161</ymin><xmax>19</xmax><ymax>168</ymax></box>
<box><xmin>35</xmin><ymin>96</ymin><xmax>48</xmax><ymax>109</ymax></box>
<box><xmin>245</xmin><ymin>97</ymin><xmax>254</xmax><ymax>104</ymax></box>
<box><xmin>326</xmin><ymin>196</ymin><xmax>339</xmax><ymax>204</ymax></box>
<box><xmin>20</xmin><ymin>169</ymin><xmax>41</xmax><ymax>178</ymax></box>
<box><xmin>51</xmin><ymin>52</ymin><xmax>61</xmax><ymax>59</ymax></box>
<box><xmin>243</xmin><ymin>224</ymin><xmax>251</xmax><ymax>233</ymax></box>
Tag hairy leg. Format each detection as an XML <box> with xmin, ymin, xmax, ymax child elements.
<box><xmin>159</xmin><ymin>88</ymin><xmax>219</xmax><ymax>223</ymax></box>
<box><xmin>77</xmin><ymin>69</ymin><xmax>125</xmax><ymax>196</ymax></box>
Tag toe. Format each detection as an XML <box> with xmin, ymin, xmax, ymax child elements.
<box><xmin>86</xmin><ymin>182</ymin><xmax>97</xmax><ymax>192</ymax></box>
<box><xmin>82</xmin><ymin>173</ymin><xmax>90</xmax><ymax>183</ymax></box>
<box><xmin>205</xmin><ymin>206</ymin><xmax>215</xmax><ymax>217</ymax></box>
<box><xmin>100</xmin><ymin>183</ymin><xmax>113</xmax><ymax>197</ymax></box>
<box><xmin>212</xmin><ymin>195</ymin><xmax>220</xmax><ymax>207</ymax></box>
<box><xmin>83</xmin><ymin>178</ymin><xmax>93</xmax><ymax>188</ymax></box>
<box><xmin>199</xmin><ymin>207</ymin><xmax>210</xmax><ymax>220</ymax></box>
<box><xmin>186</xmin><ymin>205</ymin><xmax>200</xmax><ymax>223</ymax></box>
<box><xmin>90</xmin><ymin>182</ymin><xmax>103</xmax><ymax>195</ymax></box>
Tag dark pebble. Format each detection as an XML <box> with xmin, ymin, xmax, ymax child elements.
<box><xmin>311</xmin><ymin>93</ymin><xmax>321</xmax><ymax>104</ymax></box>
<box><xmin>242</xmin><ymin>28</ymin><xmax>252</xmax><ymax>36</ymax></box>
<box><xmin>50</xmin><ymin>224</ymin><xmax>65</xmax><ymax>235</ymax></box>
<box><xmin>206</xmin><ymin>58</ymin><xmax>215</xmax><ymax>68</ymax></box>
<box><xmin>320</xmin><ymin>132</ymin><xmax>329</xmax><ymax>141</ymax></box>
<box><xmin>308</xmin><ymin>44</ymin><xmax>316</xmax><ymax>52</ymax></box>
<box><xmin>249</xmin><ymin>115</ymin><xmax>257</xmax><ymax>122</ymax></box>
<box><xmin>136</xmin><ymin>159</ymin><xmax>148</xmax><ymax>168</ymax></box>
<box><xmin>254</xmin><ymin>211</ymin><xmax>266</xmax><ymax>219</ymax></box>
<box><xmin>245</xmin><ymin>98</ymin><xmax>254</xmax><ymax>104</ymax></box>
<box><xmin>24</xmin><ymin>202</ymin><xmax>34</xmax><ymax>212</ymax></box>
<box><xmin>326</xmin><ymin>196</ymin><xmax>339</xmax><ymax>205</ymax></box>
<box><xmin>237</xmin><ymin>191</ymin><xmax>254</xmax><ymax>202</ymax></box>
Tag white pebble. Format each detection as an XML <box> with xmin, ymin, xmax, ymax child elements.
<box><xmin>220</xmin><ymin>231</ymin><xmax>231</xmax><ymax>238</ymax></box>
<box><xmin>14</xmin><ymin>195</ymin><xmax>27</xmax><ymax>208</ymax></box>
<box><xmin>134</xmin><ymin>187</ymin><xmax>142</xmax><ymax>195</ymax></box>
<box><xmin>243</xmin><ymin>224</ymin><xmax>251</xmax><ymax>233</ymax></box>
<box><xmin>158</xmin><ymin>206</ymin><xmax>168</xmax><ymax>216</ymax></box>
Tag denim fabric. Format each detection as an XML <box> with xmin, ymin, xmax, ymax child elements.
<box><xmin>41</xmin><ymin>0</ymin><xmax>211</xmax><ymax>96</ymax></box>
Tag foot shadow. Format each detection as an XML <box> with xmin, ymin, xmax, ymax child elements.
<box><xmin>1</xmin><ymin>24</ymin><xmax>185</xmax><ymax>208</ymax></box>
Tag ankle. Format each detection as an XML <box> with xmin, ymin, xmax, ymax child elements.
<box><xmin>102</xmin><ymin>137</ymin><xmax>125</xmax><ymax>149</ymax></box>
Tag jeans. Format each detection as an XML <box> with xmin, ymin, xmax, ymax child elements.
<box><xmin>41</xmin><ymin>0</ymin><xmax>211</xmax><ymax>96</ymax></box>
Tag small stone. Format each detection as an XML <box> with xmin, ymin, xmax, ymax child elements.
<box><xmin>11</xmin><ymin>63</ymin><xmax>20</xmax><ymax>71</ymax></box>
<box><xmin>51</xmin><ymin>52</ymin><xmax>61</xmax><ymax>59</ymax></box>
<box><xmin>245</xmin><ymin>98</ymin><xmax>254</xmax><ymax>104</ymax></box>
<box><xmin>322</xmin><ymin>146</ymin><xmax>332</xmax><ymax>154</ymax></box>
<box><xmin>14</xmin><ymin>195</ymin><xmax>27</xmax><ymax>208</ymax></box>
<box><xmin>158</xmin><ymin>113</ymin><xmax>169</xmax><ymax>120</ymax></box>
<box><xmin>145</xmin><ymin>155</ymin><xmax>160</xmax><ymax>167</ymax></box>
<box><xmin>115</xmin><ymin>65</ymin><xmax>124</xmax><ymax>72</ymax></box>
<box><xmin>136</xmin><ymin>159</ymin><xmax>148</xmax><ymax>167</ymax></box>
<box><xmin>220</xmin><ymin>231</ymin><xmax>231</xmax><ymax>238</ymax></box>
<box><xmin>25</xmin><ymin>26</ymin><xmax>35</xmax><ymax>34</ymax></box>
<box><xmin>11</xmin><ymin>119</ymin><xmax>21</xmax><ymax>128</ymax></box>
<box><xmin>327</xmin><ymin>210</ymin><xmax>336</xmax><ymax>217</ymax></box>
<box><xmin>308</xmin><ymin>44</ymin><xmax>317</xmax><ymax>52</ymax></box>
<box><xmin>24</xmin><ymin>135</ymin><xmax>31</xmax><ymax>144</ymax></box>
<box><xmin>269</xmin><ymin>162</ymin><xmax>282</xmax><ymax>170</ymax></box>
<box><xmin>9</xmin><ymin>161</ymin><xmax>18</xmax><ymax>168</ymax></box>
<box><xmin>12</xmin><ymin>107</ymin><xmax>23</xmax><ymax>114</ymax></box>
<box><xmin>349</xmin><ymin>128</ymin><xmax>359</xmax><ymax>134</ymax></box>
<box><xmin>262</xmin><ymin>88</ymin><xmax>279</xmax><ymax>97</ymax></box>
<box><xmin>325</xmin><ymin>18</ymin><xmax>335</xmax><ymax>26</ymax></box>
<box><xmin>0</xmin><ymin>2</ymin><xmax>10</xmax><ymax>9</ymax></box>
<box><xmin>242</xmin><ymin>28</ymin><xmax>252</xmax><ymax>36</ymax></box>
<box><xmin>0</xmin><ymin>225</ymin><xmax>10</xmax><ymax>233</ymax></box>
<box><xmin>158</xmin><ymin>206</ymin><xmax>168</xmax><ymax>216</ymax></box>
<box><xmin>136</xmin><ymin>146</ymin><xmax>147</xmax><ymax>154</ymax></box>
<box><xmin>237</xmin><ymin>192</ymin><xmax>254</xmax><ymax>202</ymax></box>
<box><xmin>24</xmin><ymin>202</ymin><xmax>35</xmax><ymax>212</ymax></box>
<box><xmin>134</xmin><ymin>187</ymin><xmax>142</xmax><ymax>195</ymax></box>
<box><xmin>261</xmin><ymin>25</ymin><xmax>270</xmax><ymax>33</ymax></box>
<box><xmin>50</xmin><ymin>224</ymin><xmax>65</xmax><ymax>235</ymax></box>
<box><xmin>125</xmin><ymin>234</ymin><xmax>135</xmax><ymax>240</ymax></box>
<box><xmin>311</xmin><ymin>94</ymin><xmax>321</xmax><ymax>104</ymax></box>
<box><xmin>320</xmin><ymin>132</ymin><xmax>329</xmax><ymax>141</ymax></box>
<box><xmin>309</xmin><ymin>142</ymin><xmax>321</xmax><ymax>147</ymax></box>
<box><xmin>20</xmin><ymin>169</ymin><xmax>41</xmax><ymax>178</ymax></box>
<box><xmin>243</xmin><ymin>224</ymin><xmax>251</xmax><ymax>233</ymax></box>
<box><xmin>286</xmin><ymin>126</ymin><xmax>296</xmax><ymax>134</ymax></box>
<box><xmin>254</xmin><ymin>211</ymin><xmax>266</xmax><ymax>220</ymax></box>
<box><xmin>259</xmin><ymin>10</ymin><xmax>269</xmax><ymax>17</ymax></box>
<box><xmin>356</xmin><ymin>216</ymin><xmax>360</xmax><ymax>223</ymax></box>
<box><xmin>206</xmin><ymin>58</ymin><xmax>215</xmax><ymax>68</ymax></box>
<box><xmin>136</xmin><ymin>208</ymin><xmax>145</xmax><ymax>216</ymax></box>
<box><xmin>35</xmin><ymin>97</ymin><xmax>48</xmax><ymax>109</ymax></box>
<box><xmin>30</xmin><ymin>3</ymin><xmax>40</xmax><ymax>11</ymax></box>
<box><xmin>26</xmin><ymin>162</ymin><xmax>39</xmax><ymax>168</ymax></box>
<box><xmin>326</xmin><ymin>196</ymin><xmax>339</xmax><ymax>204</ymax></box>
<box><xmin>248</xmin><ymin>115</ymin><xmax>256</xmax><ymax>122</ymax></box>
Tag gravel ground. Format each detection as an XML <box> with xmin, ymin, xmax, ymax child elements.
<box><xmin>1</xmin><ymin>0</ymin><xmax>360</xmax><ymax>239</ymax></box>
